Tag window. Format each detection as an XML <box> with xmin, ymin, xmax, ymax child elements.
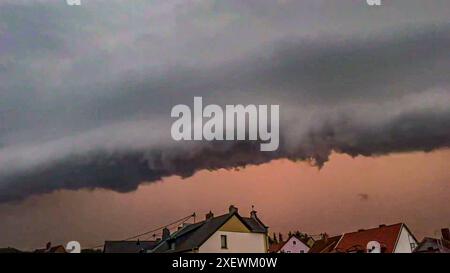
<box><xmin>221</xmin><ymin>235</ymin><xmax>228</xmax><ymax>249</ymax></box>
<box><xmin>293</xmin><ymin>240</ymin><xmax>296</xmax><ymax>245</ymax></box>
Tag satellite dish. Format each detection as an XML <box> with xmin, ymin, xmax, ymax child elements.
<box><xmin>66</xmin><ymin>241</ymin><xmax>81</xmax><ymax>253</ymax></box>
<box><xmin>367</xmin><ymin>241</ymin><xmax>381</xmax><ymax>253</ymax></box>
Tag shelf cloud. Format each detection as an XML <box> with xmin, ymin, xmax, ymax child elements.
<box><xmin>0</xmin><ymin>0</ymin><xmax>449</xmax><ymax>202</ymax></box>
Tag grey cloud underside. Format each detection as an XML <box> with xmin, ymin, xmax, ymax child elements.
<box><xmin>0</xmin><ymin>1</ymin><xmax>450</xmax><ymax>202</ymax></box>
<box><xmin>1</xmin><ymin>108</ymin><xmax>449</xmax><ymax>203</ymax></box>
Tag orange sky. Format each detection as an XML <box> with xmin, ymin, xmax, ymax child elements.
<box><xmin>0</xmin><ymin>149</ymin><xmax>449</xmax><ymax>250</ymax></box>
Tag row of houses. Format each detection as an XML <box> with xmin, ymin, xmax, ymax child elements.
<box><xmin>101</xmin><ymin>205</ymin><xmax>450</xmax><ymax>254</ymax></box>
<box><xmin>105</xmin><ymin>205</ymin><xmax>268</xmax><ymax>253</ymax></box>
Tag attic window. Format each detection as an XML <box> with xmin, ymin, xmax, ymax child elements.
<box><xmin>293</xmin><ymin>241</ymin><xmax>296</xmax><ymax>245</ymax></box>
<box><xmin>221</xmin><ymin>235</ymin><xmax>228</xmax><ymax>249</ymax></box>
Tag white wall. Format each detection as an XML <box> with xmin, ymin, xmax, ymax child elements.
<box><xmin>279</xmin><ymin>236</ymin><xmax>310</xmax><ymax>253</ymax></box>
<box><xmin>394</xmin><ymin>226</ymin><xmax>418</xmax><ymax>253</ymax></box>
<box><xmin>199</xmin><ymin>231</ymin><xmax>267</xmax><ymax>253</ymax></box>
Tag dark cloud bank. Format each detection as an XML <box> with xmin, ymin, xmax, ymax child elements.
<box><xmin>0</xmin><ymin>1</ymin><xmax>449</xmax><ymax>202</ymax></box>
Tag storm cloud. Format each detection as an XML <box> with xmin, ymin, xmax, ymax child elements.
<box><xmin>0</xmin><ymin>0</ymin><xmax>449</xmax><ymax>202</ymax></box>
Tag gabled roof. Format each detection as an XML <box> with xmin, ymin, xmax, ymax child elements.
<box><xmin>103</xmin><ymin>240</ymin><xmax>158</xmax><ymax>253</ymax></box>
<box><xmin>152</xmin><ymin>209</ymin><xmax>267</xmax><ymax>253</ymax></box>
<box><xmin>334</xmin><ymin>223</ymin><xmax>408</xmax><ymax>253</ymax></box>
<box><xmin>308</xmin><ymin>235</ymin><xmax>342</xmax><ymax>253</ymax></box>
<box><xmin>242</xmin><ymin>217</ymin><xmax>267</xmax><ymax>233</ymax></box>
<box><xmin>414</xmin><ymin>237</ymin><xmax>450</xmax><ymax>253</ymax></box>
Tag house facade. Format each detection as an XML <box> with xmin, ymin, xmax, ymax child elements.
<box><xmin>151</xmin><ymin>205</ymin><xmax>269</xmax><ymax>253</ymax></box>
<box><xmin>333</xmin><ymin>223</ymin><xmax>418</xmax><ymax>253</ymax></box>
<box><xmin>392</xmin><ymin>224</ymin><xmax>419</xmax><ymax>253</ymax></box>
<box><xmin>270</xmin><ymin>235</ymin><xmax>311</xmax><ymax>253</ymax></box>
<box><xmin>279</xmin><ymin>235</ymin><xmax>310</xmax><ymax>253</ymax></box>
<box><xmin>196</xmin><ymin>213</ymin><xmax>267</xmax><ymax>253</ymax></box>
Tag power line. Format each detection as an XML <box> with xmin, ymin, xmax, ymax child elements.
<box><xmin>122</xmin><ymin>213</ymin><xmax>194</xmax><ymax>241</ymax></box>
<box><xmin>89</xmin><ymin>213</ymin><xmax>195</xmax><ymax>249</ymax></box>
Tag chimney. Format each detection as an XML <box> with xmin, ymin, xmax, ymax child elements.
<box><xmin>162</xmin><ymin>227</ymin><xmax>170</xmax><ymax>240</ymax></box>
<box><xmin>441</xmin><ymin>228</ymin><xmax>450</xmax><ymax>241</ymax></box>
<box><xmin>322</xmin><ymin>233</ymin><xmax>329</xmax><ymax>243</ymax></box>
<box><xmin>46</xmin><ymin>242</ymin><xmax>52</xmax><ymax>250</ymax></box>
<box><xmin>379</xmin><ymin>224</ymin><xmax>386</xmax><ymax>228</ymax></box>
<box><xmin>205</xmin><ymin>211</ymin><xmax>214</xmax><ymax>220</ymax></box>
<box><xmin>250</xmin><ymin>205</ymin><xmax>257</xmax><ymax>219</ymax></box>
<box><xmin>229</xmin><ymin>205</ymin><xmax>238</xmax><ymax>214</ymax></box>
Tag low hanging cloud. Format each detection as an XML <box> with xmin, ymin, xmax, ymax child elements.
<box><xmin>0</xmin><ymin>0</ymin><xmax>449</xmax><ymax>202</ymax></box>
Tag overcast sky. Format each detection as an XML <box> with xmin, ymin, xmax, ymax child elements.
<box><xmin>0</xmin><ymin>0</ymin><xmax>449</xmax><ymax>248</ymax></box>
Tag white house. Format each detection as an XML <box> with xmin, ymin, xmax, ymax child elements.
<box><xmin>276</xmin><ymin>235</ymin><xmax>310</xmax><ymax>253</ymax></box>
<box><xmin>151</xmin><ymin>205</ymin><xmax>269</xmax><ymax>253</ymax></box>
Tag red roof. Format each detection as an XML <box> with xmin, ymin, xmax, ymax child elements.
<box><xmin>334</xmin><ymin>223</ymin><xmax>403</xmax><ymax>253</ymax></box>
<box><xmin>268</xmin><ymin>242</ymin><xmax>284</xmax><ymax>253</ymax></box>
<box><xmin>309</xmin><ymin>235</ymin><xmax>342</xmax><ymax>253</ymax></box>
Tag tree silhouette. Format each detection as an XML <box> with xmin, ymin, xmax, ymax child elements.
<box><xmin>272</xmin><ymin>232</ymin><xmax>278</xmax><ymax>244</ymax></box>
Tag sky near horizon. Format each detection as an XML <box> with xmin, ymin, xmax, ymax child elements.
<box><xmin>1</xmin><ymin>150</ymin><xmax>449</xmax><ymax>250</ymax></box>
<box><xmin>0</xmin><ymin>0</ymin><xmax>449</xmax><ymax>249</ymax></box>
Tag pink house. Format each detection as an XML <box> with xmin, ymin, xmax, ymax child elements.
<box><xmin>277</xmin><ymin>235</ymin><xmax>311</xmax><ymax>253</ymax></box>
